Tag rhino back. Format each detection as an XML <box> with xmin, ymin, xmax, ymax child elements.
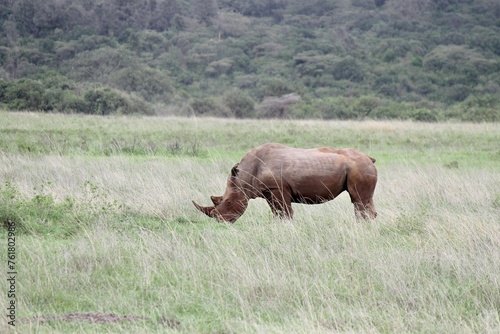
<box><xmin>237</xmin><ymin>144</ymin><xmax>351</xmax><ymax>201</ymax></box>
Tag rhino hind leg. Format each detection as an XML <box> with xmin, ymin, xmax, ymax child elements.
<box><xmin>347</xmin><ymin>175</ymin><xmax>377</xmax><ymax>220</ymax></box>
<box><xmin>353</xmin><ymin>198</ymin><xmax>377</xmax><ymax>220</ymax></box>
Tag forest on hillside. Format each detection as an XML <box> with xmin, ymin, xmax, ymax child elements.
<box><xmin>0</xmin><ymin>0</ymin><xmax>499</xmax><ymax>121</ymax></box>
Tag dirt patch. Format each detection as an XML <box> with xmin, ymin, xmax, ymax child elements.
<box><xmin>20</xmin><ymin>313</ymin><xmax>148</xmax><ymax>324</ymax></box>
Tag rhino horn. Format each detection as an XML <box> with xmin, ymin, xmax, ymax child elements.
<box><xmin>192</xmin><ymin>200</ymin><xmax>215</xmax><ymax>218</ymax></box>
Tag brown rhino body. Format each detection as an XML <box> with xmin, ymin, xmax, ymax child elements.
<box><xmin>193</xmin><ymin>143</ymin><xmax>377</xmax><ymax>223</ymax></box>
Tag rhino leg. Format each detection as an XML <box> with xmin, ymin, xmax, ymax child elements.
<box><xmin>263</xmin><ymin>188</ymin><xmax>293</xmax><ymax>219</ymax></box>
<box><xmin>353</xmin><ymin>198</ymin><xmax>377</xmax><ymax>220</ymax></box>
<box><xmin>347</xmin><ymin>173</ymin><xmax>377</xmax><ymax>219</ymax></box>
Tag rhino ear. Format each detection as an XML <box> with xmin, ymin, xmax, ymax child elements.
<box><xmin>231</xmin><ymin>163</ymin><xmax>239</xmax><ymax>178</ymax></box>
<box><xmin>210</xmin><ymin>196</ymin><xmax>223</xmax><ymax>206</ymax></box>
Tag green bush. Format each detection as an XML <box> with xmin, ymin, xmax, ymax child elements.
<box><xmin>370</xmin><ymin>104</ymin><xmax>405</xmax><ymax>119</ymax></box>
<box><xmin>59</xmin><ymin>93</ymin><xmax>89</xmax><ymax>113</ymax></box>
<box><xmin>412</xmin><ymin>56</ymin><xmax>423</xmax><ymax>67</ymax></box>
<box><xmin>82</xmin><ymin>87</ymin><xmax>152</xmax><ymax>115</ymax></box>
<box><xmin>83</xmin><ymin>88</ymin><xmax>125</xmax><ymax>115</ymax></box>
<box><xmin>256</xmin><ymin>77</ymin><xmax>294</xmax><ymax>99</ymax></box>
<box><xmin>332</xmin><ymin>56</ymin><xmax>365</xmax><ymax>82</ymax></box>
<box><xmin>124</xmin><ymin>93</ymin><xmax>154</xmax><ymax>115</ymax></box>
<box><xmin>63</xmin><ymin>47</ymin><xmax>133</xmax><ymax>82</ymax></box>
<box><xmin>353</xmin><ymin>96</ymin><xmax>383</xmax><ymax>118</ymax></box>
<box><xmin>0</xmin><ymin>79</ymin><xmax>8</xmax><ymax>102</ymax></box>
<box><xmin>5</xmin><ymin>79</ymin><xmax>51</xmax><ymax>111</ymax></box>
<box><xmin>223</xmin><ymin>89</ymin><xmax>255</xmax><ymax>118</ymax></box>
<box><xmin>205</xmin><ymin>58</ymin><xmax>235</xmax><ymax>77</ymax></box>
<box><xmin>295</xmin><ymin>53</ymin><xmax>337</xmax><ymax>77</ymax></box>
<box><xmin>443</xmin><ymin>84</ymin><xmax>471</xmax><ymax>103</ymax></box>
<box><xmin>127</xmin><ymin>30</ymin><xmax>170</xmax><ymax>56</ymax></box>
<box><xmin>0</xmin><ymin>77</ymin><xmax>154</xmax><ymax>115</ymax></box>
<box><xmin>110</xmin><ymin>66</ymin><xmax>174</xmax><ymax>102</ymax></box>
<box><xmin>461</xmin><ymin>107</ymin><xmax>499</xmax><ymax>122</ymax></box>
<box><xmin>295</xmin><ymin>52</ymin><xmax>367</xmax><ymax>86</ymax></box>
<box><xmin>189</xmin><ymin>97</ymin><xmax>232</xmax><ymax>117</ymax></box>
<box><xmin>299</xmin><ymin>97</ymin><xmax>359</xmax><ymax>120</ymax></box>
<box><xmin>459</xmin><ymin>95</ymin><xmax>500</xmax><ymax>122</ymax></box>
<box><xmin>409</xmin><ymin>108</ymin><xmax>439</xmax><ymax>122</ymax></box>
<box><xmin>424</xmin><ymin>45</ymin><xmax>496</xmax><ymax>78</ymax></box>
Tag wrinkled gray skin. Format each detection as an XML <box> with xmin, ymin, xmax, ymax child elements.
<box><xmin>193</xmin><ymin>143</ymin><xmax>377</xmax><ymax>223</ymax></box>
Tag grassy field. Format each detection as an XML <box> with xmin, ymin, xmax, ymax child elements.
<box><xmin>0</xmin><ymin>112</ymin><xmax>499</xmax><ymax>333</ymax></box>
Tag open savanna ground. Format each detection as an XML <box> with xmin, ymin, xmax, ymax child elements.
<box><xmin>0</xmin><ymin>112</ymin><xmax>499</xmax><ymax>333</ymax></box>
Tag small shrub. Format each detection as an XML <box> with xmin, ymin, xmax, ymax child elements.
<box><xmin>59</xmin><ymin>93</ymin><xmax>89</xmax><ymax>113</ymax></box>
<box><xmin>353</xmin><ymin>96</ymin><xmax>383</xmax><ymax>118</ymax></box>
<box><xmin>332</xmin><ymin>56</ymin><xmax>365</xmax><ymax>82</ymax></box>
<box><xmin>295</xmin><ymin>53</ymin><xmax>337</xmax><ymax>77</ymax></box>
<box><xmin>83</xmin><ymin>88</ymin><xmax>126</xmax><ymax>115</ymax></box>
<box><xmin>257</xmin><ymin>93</ymin><xmax>301</xmax><ymax>118</ymax></box>
<box><xmin>223</xmin><ymin>89</ymin><xmax>255</xmax><ymax>118</ymax></box>
<box><xmin>0</xmin><ymin>79</ymin><xmax>9</xmax><ymax>102</ymax></box>
<box><xmin>190</xmin><ymin>97</ymin><xmax>233</xmax><ymax>117</ymax></box>
<box><xmin>370</xmin><ymin>101</ymin><xmax>421</xmax><ymax>120</ymax></box>
<box><xmin>256</xmin><ymin>78</ymin><xmax>293</xmax><ymax>99</ymax></box>
<box><xmin>0</xmin><ymin>180</ymin><xmax>77</xmax><ymax>236</ymax></box>
<box><xmin>296</xmin><ymin>97</ymin><xmax>358</xmax><ymax>120</ymax></box>
<box><xmin>409</xmin><ymin>109</ymin><xmax>439</xmax><ymax>122</ymax></box>
<box><xmin>461</xmin><ymin>107</ymin><xmax>499</xmax><ymax>122</ymax></box>
<box><xmin>411</xmin><ymin>56</ymin><xmax>423</xmax><ymax>67</ymax></box>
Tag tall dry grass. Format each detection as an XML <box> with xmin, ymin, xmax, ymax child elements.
<box><xmin>1</xmin><ymin>114</ymin><xmax>499</xmax><ymax>332</ymax></box>
<box><xmin>1</xmin><ymin>149</ymin><xmax>499</xmax><ymax>332</ymax></box>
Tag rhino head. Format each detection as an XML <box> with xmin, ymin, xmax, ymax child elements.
<box><xmin>192</xmin><ymin>164</ymin><xmax>248</xmax><ymax>223</ymax></box>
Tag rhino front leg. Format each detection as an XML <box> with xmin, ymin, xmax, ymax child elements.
<box><xmin>263</xmin><ymin>189</ymin><xmax>293</xmax><ymax>220</ymax></box>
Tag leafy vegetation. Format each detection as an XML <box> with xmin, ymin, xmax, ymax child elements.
<box><xmin>1</xmin><ymin>0</ymin><xmax>499</xmax><ymax>120</ymax></box>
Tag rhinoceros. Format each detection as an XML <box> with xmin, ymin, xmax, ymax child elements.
<box><xmin>193</xmin><ymin>143</ymin><xmax>377</xmax><ymax>223</ymax></box>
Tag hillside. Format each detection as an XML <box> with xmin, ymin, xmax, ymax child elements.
<box><xmin>1</xmin><ymin>0</ymin><xmax>499</xmax><ymax>121</ymax></box>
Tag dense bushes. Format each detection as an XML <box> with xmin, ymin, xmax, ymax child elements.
<box><xmin>0</xmin><ymin>0</ymin><xmax>499</xmax><ymax>120</ymax></box>
<box><xmin>0</xmin><ymin>79</ymin><xmax>152</xmax><ymax>114</ymax></box>
<box><xmin>3</xmin><ymin>79</ymin><xmax>51</xmax><ymax>111</ymax></box>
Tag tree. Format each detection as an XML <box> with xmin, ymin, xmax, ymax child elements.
<box><xmin>149</xmin><ymin>0</ymin><xmax>184</xmax><ymax>31</ymax></box>
<box><xmin>258</xmin><ymin>93</ymin><xmax>301</xmax><ymax>118</ymax></box>
<box><xmin>94</xmin><ymin>0</ymin><xmax>151</xmax><ymax>35</ymax></box>
<box><xmin>12</xmin><ymin>0</ymin><xmax>37</xmax><ymax>36</ymax></box>
<box><xmin>191</xmin><ymin>0</ymin><xmax>218</xmax><ymax>26</ymax></box>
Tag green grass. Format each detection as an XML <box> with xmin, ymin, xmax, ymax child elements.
<box><xmin>1</xmin><ymin>112</ymin><xmax>499</xmax><ymax>333</ymax></box>
<box><xmin>1</xmin><ymin>112</ymin><xmax>499</xmax><ymax>167</ymax></box>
